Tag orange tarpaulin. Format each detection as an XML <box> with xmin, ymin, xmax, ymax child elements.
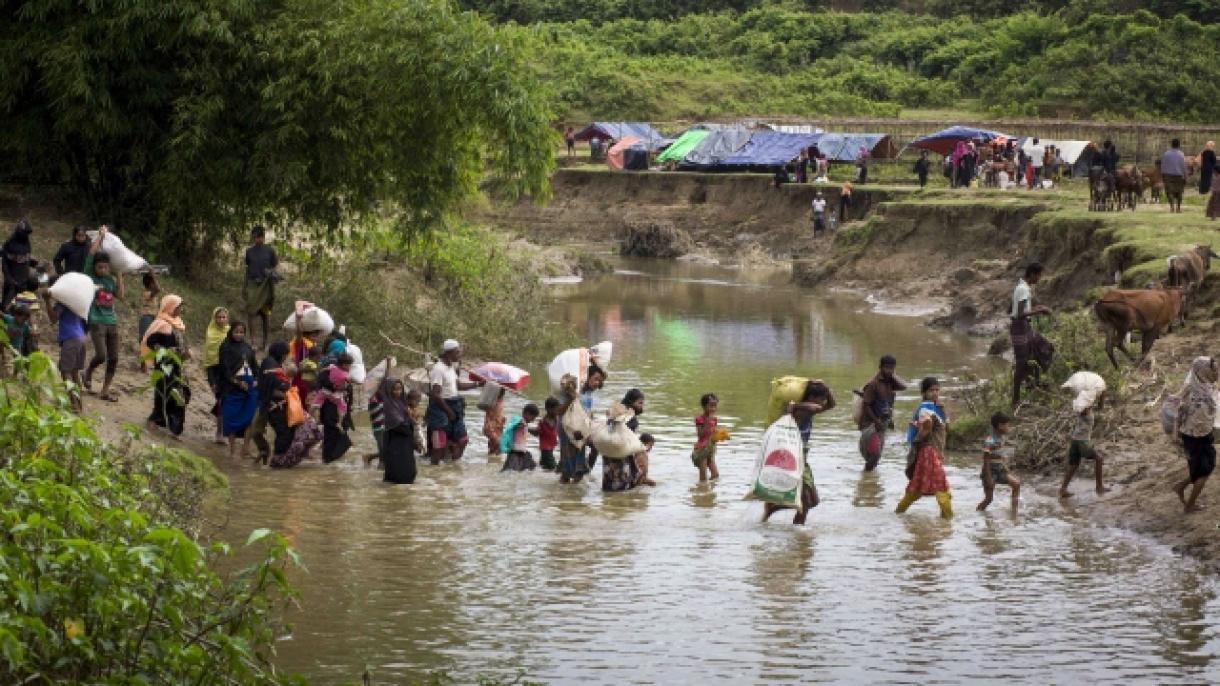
<box><xmin>607</xmin><ymin>136</ymin><xmax>643</xmax><ymax>170</ymax></box>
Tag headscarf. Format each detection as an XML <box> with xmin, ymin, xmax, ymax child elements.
<box><xmin>219</xmin><ymin>321</ymin><xmax>256</xmax><ymax>381</ymax></box>
<box><xmin>1208</xmin><ymin>141</ymin><xmax>1216</xmax><ymax>151</ymax></box>
<box><xmin>906</xmin><ymin>401</ymin><xmax>946</xmax><ymax>444</ymax></box>
<box><xmin>204</xmin><ymin>307</ymin><xmax>230</xmax><ymax>368</ymax></box>
<box><xmin>3</xmin><ymin>219</ymin><xmax>33</xmax><ymax>286</ymax></box>
<box><xmin>139</xmin><ymin>294</ymin><xmax>184</xmax><ymax>358</ymax></box>
<box><xmin>4</xmin><ymin>219</ymin><xmax>32</xmax><ymax>256</ymax></box>
<box><xmin>1179</xmin><ymin>357</ymin><xmax>1217</xmax><ymax>437</ymax></box>
<box><xmin>327</xmin><ymin>338</ymin><xmax>346</xmax><ymax>357</ymax></box>
<box><xmin>952</xmin><ymin>140</ymin><xmax>968</xmax><ymax>166</ymax></box>
<box><xmin>378</xmin><ymin>376</ymin><xmax>409</xmax><ymax>431</ymax></box>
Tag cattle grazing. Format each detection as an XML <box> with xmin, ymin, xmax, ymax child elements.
<box><xmin>1142</xmin><ymin>164</ymin><xmax>1164</xmax><ymax>203</ymax></box>
<box><xmin>1094</xmin><ymin>287</ymin><xmax>1185</xmax><ymax>368</ymax></box>
<box><xmin>1166</xmin><ymin>244</ymin><xmax>1219</xmax><ymax>318</ymax></box>
<box><xmin>1089</xmin><ymin>167</ymin><xmax>1115</xmax><ymax>211</ymax></box>
<box><xmin>1114</xmin><ymin>165</ymin><xmax>1144</xmax><ymax>211</ymax></box>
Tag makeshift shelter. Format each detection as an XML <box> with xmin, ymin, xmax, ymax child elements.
<box><xmin>678</xmin><ymin>127</ymin><xmax>754</xmax><ymax>169</ymax></box>
<box><xmin>657</xmin><ymin>129</ymin><xmax>711</xmax><ymax>164</ymax></box>
<box><xmin>907</xmin><ymin>126</ymin><xmax>1015</xmax><ymax>156</ymax></box>
<box><xmin>607</xmin><ymin>136</ymin><xmax>650</xmax><ymax>171</ymax></box>
<box><xmin>1018</xmin><ymin>138</ymin><xmax>1096</xmax><ymax>177</ymax></box>
<box><xmin>720</xmin><ymin>132</ymin><xmax>822</xmax><ymax>170</ymax></box>
<box><xmin>814</xmin><ymin>133</ymin><xmax>897</xmax><ymax>161</ymax></box>
<box><xmin>574</xmin><ymin>122</ymin><xmax>668</xmax><ymax>151</ymax></box>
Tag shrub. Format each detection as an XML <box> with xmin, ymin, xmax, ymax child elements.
<box><xmin>0</xmin><ymin>353</ymin><xmax>302</xmax><ymax>684</ymax></box>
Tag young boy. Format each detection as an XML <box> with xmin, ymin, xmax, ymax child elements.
<box><xmin>500</xmin><ymin>403</ymin><xmax>540</xmax><ymax>472</ymax></box>
<box><xmin>635</xmin><ymin>433</ymin><xmax>656</xmax><ymax>487</ymax></box>
<box><xmin>533</xmin><ymin>397</ymin><xmax>561</xmax><ymax>472</ymax></box>
<box><xmin>43</xmin><ymin>279</ymin><xmax>87</xmax><ymax>413</ymax></box>
<box><xmin>978</xmin><ymin>412</ymin><xmax>1022</xmax><ymax>512</ymax></box>
<box><xmin>1060</xmin><ymin>392</ymin><xmax>1111</xmax><ymax>498</ymax></box>
<box><xmin>2</xmin><ymin>303</ymin><xmax>33</xmax><ymax>364</ymax></box>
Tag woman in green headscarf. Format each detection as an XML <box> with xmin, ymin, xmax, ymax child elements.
<box><xmin>204</xmin><ymin>307</ymin><xmax>230</xmax><ymax>444</ymax></box>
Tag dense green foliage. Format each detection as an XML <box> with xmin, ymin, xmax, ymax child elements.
<box><xmin>0</xmin><ymin>0</ymin><xmax>554</xmax><ymax>269</ymax></box>
<box><xmin>495</xmin><ymin>1</ymin><xmax>1220</xmax><ymax>123</ymax></box>
<box><xmin>0</xmin><ymin>354</ymin><xmax>301</xmax><ymax>684</ymax></box>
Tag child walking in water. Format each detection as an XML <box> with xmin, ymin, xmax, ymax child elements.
<box><xmin>1059</xmin><ymin>377</ymin><xmax>1111</xmax><ymax>498</ymax></box>
<box><xmin>692</xmin><ymin>393</ymin><xmax>720</xmax><ymax>482</ymax></box>
<box><xmin>978</xmin><ymin>411</ymin><xmax>1021</xmax><ymax>512</ymax></box>
<box><xmin>534</xmin><ymin>397</ymin><xmax>560</xmax><ymax>471</ymax></box>
<box><xmin>896</xmin><ymin>377</ymin><xmax>953</xmax><ymax>518</ymax></box>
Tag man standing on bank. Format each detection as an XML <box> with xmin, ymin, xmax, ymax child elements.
<box><xmin>243</xmin><ymin>225</ymin><xmax>279</xmax><ymax>350</ymax></box>
<box><xmin>1011</xmin><ymin>263</ymin><xmax>1053</xmax><ymax>408</ymax></box>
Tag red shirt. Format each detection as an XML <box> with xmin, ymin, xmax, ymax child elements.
<box><xmin>538</xmin><ymin>417</ymin><xmax>559</xmax><ymax>451</ymax></box>
<box><xmin>694</xmin><ymin>415</ymin><xmax>718</xmax><ymax>450</ymax></box>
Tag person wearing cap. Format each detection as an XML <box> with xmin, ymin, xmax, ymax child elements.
<box><xmin>426</xmin><ymin>339</ymin><xmax>484</xmax><ymax>464</ymax></box>
<box><xmin>242</xmin><ymin>225</ymin><xmax>278</xmax><ymax>350</ymax></box>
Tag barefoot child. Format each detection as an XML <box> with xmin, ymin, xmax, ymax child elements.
<box><xmin>533</xmin><ymin>397</ymin><xmax>560</xmax><ymax>471</ymax></box>
<box><xmin>635</xmin><ymin>433</ymin><xmax>656</xmax><ymax>487</ymax></box>
<box><xmin>692</xmin><ymin>393</ymin><xmax>720</xmax><ymax>482</ymax></box>
<box><xmin>500</xmin><ymin>403</ymin><xmax>540</xmax><ymax>472</ymax></box>
<box><xmin>1059</xmin><ymin>374</ymin><xmax>1110</xmax><ymax>498</ymax></box>
<box><xmin>978</xmin><ymin>411</ymin><xmax>1021</xmax><ymax>512</ymax></box>
<box><xmin>1173</xmin><ymin>357</ymin><xmax>1218</xmax><ymax>513</ymax></box>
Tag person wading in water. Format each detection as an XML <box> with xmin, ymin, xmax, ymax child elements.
<box><xmin>1010</xmin><ymin>263</ymin><xmax>1052</xmax><ymax>408</ymax></box>
<box><xmin>858</xmin><ymin>355</ymin><xmax>906</xmax><ymax>471</ymax></box>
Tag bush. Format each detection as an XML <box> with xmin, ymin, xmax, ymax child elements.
<box><xmin>0</xmin><ymin>354</ymin><xmax>301</xmax><ymax>684</ymax></box>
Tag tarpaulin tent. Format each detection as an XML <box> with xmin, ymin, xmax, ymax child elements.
<box><xmin>908</xmin><ymin>126</ymin><xmax>1015</xmax><ymax>156</ymax></box>
<box><xmin>608</xmin><ymin>136</ymin><xmax>650</xmax><ymax>171</ymax></box>
<box><xmin>814</xmin><ymin>133</ymin><xmax>897</xmax><ymax>161</ymax></box>
<box><xmin>1018</xmin><ymin>138</ymin><xmax>1096</xmax><ymax>177</ymax></box>
<box><xmin>657</xmin><ymin>129</ymin><xmax>711</xmax><ymax>163</ymax></box>
<box><xmin>720</xmin><ymin>132</ymin><xmax>823</xmax><ymax>170</ymax></box>
<box><xmin>574</xmin><ymin>122</ymin><xmax>668</xmax><ymax>151</ymax></box>
<box><xmin>679</xmin><ymin>127</ymin><xmax>754</xmax><ymax>169</ymax></box>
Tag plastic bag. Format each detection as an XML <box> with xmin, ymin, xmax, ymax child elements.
<box><xmin>589</xmin><ymin>404</ymin><xmax>644</xmax><ymax>458</ymax></box>
<box><xmin>285</xmin><ymin>387</ymin><xmax>305</xmax><ymax>428</ymax></box>
<box><xmin>347</xmin><ymin>342</ymin><xmax>366</xmax><ymax>384</ymax></box>
<box><xmin>477</xmin><ymin>381</ymin><xmax>503</xmax><ymax>411</ymax></box>
<box><xmin>85</xmin><ymin>230</ymin><xmax>148</xmax><ymax>273</ymax></box>
<box><xmin>547</xmin><ymin>341</ymin><xmax>613</xmax><ymax>393</ymax></box>
<box><xmin>562</xmin><ymin>400</ymin><xmax>592</xmax><ymax>449</ymax></box>
<box><xmin>745</xmin><ymin>415</ymin><xmax>806</xmax><ymax>510</ymax></box>
<box><xmin>363</xmin><ymin>357</ymin><xmax>396</xmax><ymax>394</ymax></box>
<box><xmin>765</xmin><ymin>376</ymin><xmax>811</xmax><ymax>425</ymax></box>
<box><xmin>1062</xmin><ymin>371</ymin><xmax>1106</xmax><ymax>413</ymax></box>
<box><xmin>282</xmin><ymin>302</ymin><xmax>335</xmax><ymax>336</ymax></box>
<box><xmin>1161</xmin><ymin>395</ymin><xmax>1180</xmax><ymax>435</ymax></box>
<box><xmin>47</xmin><ymin>272</ymin><xmax>95</xmax><ymax>319</ymax></box>
<box><xmin>850</xmin><ymin>389</ymin><xmax>864</xmax><ymax>425</ymax></box>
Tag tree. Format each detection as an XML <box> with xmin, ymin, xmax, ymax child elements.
<box><xmin>0</xmin><ymin>0</ymin><xmax>554</xmax><ymax>268</ymax></box>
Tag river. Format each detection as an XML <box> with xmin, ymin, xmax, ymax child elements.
<box><xmin>218</xmin><ymin>258</ymin><xmax>1220</xmax><ymax>684</ymax></box>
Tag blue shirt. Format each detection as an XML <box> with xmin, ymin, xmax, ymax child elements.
<box><xmin>55</xmin><ymin>304</ymin><xmax>87</xmax><ymax>343</ymax></box>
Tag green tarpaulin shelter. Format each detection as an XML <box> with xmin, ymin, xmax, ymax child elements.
<box><xmin>657</xmin><ymin>129</ymin><xmax>710</xmax><ymax>163</ymax></box>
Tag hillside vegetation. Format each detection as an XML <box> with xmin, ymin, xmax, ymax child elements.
<box><xmin>466</xmin><ymin>0</ymin><xmax>1220</xmax><ymax>123</ymax></box>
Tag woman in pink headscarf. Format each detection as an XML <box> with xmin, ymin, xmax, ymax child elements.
<box><xmin>312</xmin><ymin>364</ymin><xmax>353</xmax><ymax>463</ymax></box>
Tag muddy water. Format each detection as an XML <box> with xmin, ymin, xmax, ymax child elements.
<box><xmin>219</xmin><ymin>259</ymin><xmax>1220</xmax><ymax>684</ymax></box>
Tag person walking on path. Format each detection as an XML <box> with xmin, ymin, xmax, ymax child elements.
<box><xmin>82</xmin><ymin>228</ymin><xmax>125</xmax><ymax>402</ymax></box>
<box><xmin>564</xmin><ymin>126</ymin><xmax>576</xmax><ymax>157</ymax></box>
<box><xmin>219</xmin><ymin>321</ymin><xmax>260</xmax><ymax>458</ymax></box>
<box><xmin>2</xmin><ymin>219</ymin><xmax>35</xmax><ymax>310</ymax></box>
<box><xmin>43</xmin><ymin>278</ymin><xmax>88</xmax><ymax>413</ymax></box>
<box><xmin>52</xmin><ymin>225</ymin><xmax>90</xmax><ymax>276</ymax></box>
<box><xmin>1199</xmin><ymin>141</ymin><xmax>1216</xmax><ymax>195</ymax></box>
<box><xmin>858</xmin><ymin>355</ymin><xmax>906</xmax><ymax>471</ymax></box>
<box><xmin>1173</xmin><ymin>357</ymin><xmax>1218</xmax><ymax>513</ymax></box>
<box><xmin>243</xmin><ymin>226</ymin><xmax>278</xmax><ymax>350</ymax></box>
<box><xmin>1207</xmin><ymin>166</ymin><xmax>1220</xmax><ymax>220</ymax></box>
<box><xmin>1010</xmin><ymin>263</ymin><xmax>1052</xmax><ymax>408</ymax></box>
<box><xmin>913</xmin><ymin>151</ymin><xmax>930</xmax><ymax>189</ymax></box>
<box><xmin>204</xmin><ymin>307</ymin><xmax>230</xmax><ymax>443</ymax></box>
<box><xmin>1162</xmin><ymin>139</ymin><xmax>1188</xmax><ymax>214</ymax></box>
<box><xmin>142</xmin><ymin>294</ymin><xmax>190</xmax><ymax>438</ymax></box>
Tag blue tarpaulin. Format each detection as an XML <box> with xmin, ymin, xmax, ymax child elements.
<box><xmin>907</xmin><ymin>126</ymin><xmax>1014</xmax><ymax>156</ymax></box>
<box><xmin>720</xmin><ymin>132</ymin><xmax>822</xmax><ymax>169</ymax></box>
<box><xmin>814</xmin><ymin>133</ymin><xmax>896</xmax><ymax>161</ymax></box>
<box><xmin>574</xmin><ymin>122</ymin><xmax>669</xmax><ymax>150</ymax></box>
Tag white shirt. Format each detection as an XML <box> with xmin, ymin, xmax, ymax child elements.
<box><xmin>429</xmin><ymin>360</ymin><xmax>459</xmax><ymax>398</ymax></box>
<box><xmin>1029</xmin><ymin>145</ymin><xmax>1045</xmax><ymax>168</ymax></box>
<box><xmin>1011</xmin><ymin>278</ymin><xmax>1032</xmax><ymax>318</ymax></box>
<box><xmin>812</xmin><ymin>198</ymin><xmax>827</xmax><ymax>214</ymax></box>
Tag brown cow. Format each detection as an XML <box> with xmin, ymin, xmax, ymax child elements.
<box><xmin>1114</xmin><ymin>165</ymin><xmax>1144</xmax><ymax>211</ymax></box>
<box><xmin>1167</xmin><ymin>244</ymin><xmax>1219</xmax><ymax>319</ymax></box>
<box><xmin>1095</xmin><ymin>287</ymin><xmax>1184</xmax><ymax>368</ymax></box>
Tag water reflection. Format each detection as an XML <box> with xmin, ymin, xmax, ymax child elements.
<box><xmin>209</xmin><ymin>258</ymin><xmax>1220</xmax><ymax>684</ymax></box>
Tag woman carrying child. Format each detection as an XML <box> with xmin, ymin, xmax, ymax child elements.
<box><xmin>556</xmin><ymin>365</ymin><xmax>605</xmax><ymax>484</ymax></box>
<box><xmin>313</xmin><ymin>365</ymin><xmax>353</xmax><ymax>464</ymax></box>
<box><xmin>379</xmin><ymin>376</ymin><xmax>420</xmax><ymax>484</ymax></box>
<box><xmin>896</xmin><ymin>377</ymin><xmax>952</xmax><ymax>518</ymax></box>
<box><xmin>1174</xmin><ymin>356</ymin><xmax>1218</xmax><ymax>513</ymax></box>
<box><xmin>142</xmin><ymin>294</ymin><xmax>189</xmax><ymax>438</ymax></box>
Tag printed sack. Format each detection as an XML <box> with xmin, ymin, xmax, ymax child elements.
<box><xmin>745</xmin><ymin>415</ymin><xmax>805</xmax><ymax>510</ymax></box>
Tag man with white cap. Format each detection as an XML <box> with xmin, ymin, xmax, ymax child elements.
<box><xmin>426</xmin><ymin>339</ymin><xmax>484</xmax><ymax>464</ymax></box>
